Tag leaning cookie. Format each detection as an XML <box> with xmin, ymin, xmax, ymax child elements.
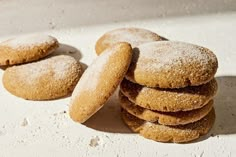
<box><xmin>119</xmin><ymin>91</ymin><xmax>213</xmax><ymax>125</ymax></box>
<box><xmin>95</xmin><ymin>27</ymin><xmax>167</xmax><ymax>55</ymax></box>
<box><xmin>0</xmin><ymin>34</ymin><xmax>59</xmax><ymax>65</ymax></box>
<box><xmin>126</xmin><ymin>41</ymin><xmax>218</xmax><ymax>88</ymax></box>
<box><xmin>3</xmin><ymin>55</ymin><xmax>82</xmax><ymax>100</ymax></box>
<box><xmin>69</xmin><ymin>42</ymin><xmax>132</xmax><ymax>123</ymax></box>
<box><xmin>121</xmin><ymin>108</ymin><xmax>215</xmax><ymax>143</ymax></box>
<box><xmin>120</xmin><ymin>78</ymin><xmax>217</xmax><ymax>112</ymax></box>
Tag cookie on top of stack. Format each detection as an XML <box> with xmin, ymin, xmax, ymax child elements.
<box><xmin>95</xmin><ymin>28</ymin><xmax>218</xmax><ymax>143</ymax></box>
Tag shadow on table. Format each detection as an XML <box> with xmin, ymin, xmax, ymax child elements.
<box><xmin>84</xmin><ymin>90</ymin><xmax>132</xmax><ymax>133</ymax></box>
<box><xmin>195</xmin><ymin>75</ymin><xmax>236</xmax><ymax>143</ymax></box>
<box><xmin>210</xmin><ymin>76</ymin><xmax>236</xmax><ymax>135</ymax></box>
<box><xmin>52</xmin><ymin>43</ymin><xmax>88</xmax><ymax>70</ymax></box>
<box><xmin>1</xmin><ymin>0</ymin><xmax>236</xmax><ymax>36</ymax></box>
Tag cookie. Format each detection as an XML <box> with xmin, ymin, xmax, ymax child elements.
<box><xmin>119</xmin><ymin>91</ymin><xmax>213</xmax><ymax>125</ymax></box>
<box><xmin>69</xmin><ymin>42</ymin><xmax>132</xmax><ymax>123</ymax></box>
<box><xmin>0</xmin><ymin>34</ymin><xmax>59</xmax><ymax>65</ymax></box>
<box><xmin>3</xmin><ymin>55</ymin><xmax>82</xmax><ymax>100</ymax></box>
<box><xmin>120</xmin><ymin>78</ymin><xmax>217</xmax><ymax>112</ymax></box>
<box><xmin>125</xmin><ymin>41</ymin><xmax>218</xmax><ymax>88</ymax></box>
<box><xmin>121</xmin><ymin>108</ymin><xmax>215</xmax><ymax>143</ymax></box>
<box><xmin>95</xmin><ymin>27</ymin><xmax>167</xmax><ymax>55</ymax></box>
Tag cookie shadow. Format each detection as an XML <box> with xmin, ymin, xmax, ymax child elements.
<box><xmin>54</xmin><ymin>43</ymin><xmax>88</xmax><ymax>71</ymax></box>
<box><xmin>0</xmin><ymin>66</ymin><xmax>8</xmax><ymax>71</ymax></box>
<box><xmin>191</xmin><ymin>75</ymin><xmax>236</xmax><ymax>143</ymax></box>
<box><xmin>52</xmin><ymin>43</ymin><xmax>82</xmax><ymax>61</ymax></box>
<box><xmin>210</xmin><ymin>76</ymin><xmax>236</xmax><ymax>135</ymax></box>
<box><xmin>84</xmin><ymin>90</ymin><xmax>132</xmax><ymax>133</ymax></box>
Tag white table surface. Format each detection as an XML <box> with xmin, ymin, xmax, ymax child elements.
<box><xmin>0</xmin><ymin>0</ymin><xmax>236</xmax><ymax>156</ymax></box>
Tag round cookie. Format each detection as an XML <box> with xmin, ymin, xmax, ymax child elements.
<box><xmin>69</xmin><ymin>42</ymin><xmax>132</xmax><ymax>123</ymax></box>
<box><xmin>121</xmin><ymin>108</ymin><xmax>215</xmax><ymax>143</ymax></box>
<box><xmin>3</xmin><ymin>55</ymin><xmax>82</xmax><ymax>100</ymax></box>
<box><xmin>0</xmin><ymin>34</ymin><xmax>59</xmax><ymax>65</ymax></box>
<box><xmin>95</xmin><ymin>27</ymin><xmax>167</xmax><ymax>55</ymax></box>
<box><xmin>119</xmin><ymin>91</ymin><xmax>213</xmax><ymax>125</ymax></box>
<box><xmin>120</xmin><ymin>78</ymin><xmax>217</xmax><ymax>112</ymax></box>
<box><xmin>125</xmin><ymin>41</ymin><xmax>218</xmax><ymax>88</ymax></box>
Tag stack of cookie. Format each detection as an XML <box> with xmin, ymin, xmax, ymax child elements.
<box><xmin>95</xmin><ymin>28</ymin><xmax>218</xmax><ymax>143</ymax></box>
<box><xmin>119</xmin><ymin>41</ymin><xmax>218</xmax><ymax>143</ymax></box>
<box><xmin>0</xmin><ymin>34</ymin><xmax>83</xmax><ymax>100</ymax></box>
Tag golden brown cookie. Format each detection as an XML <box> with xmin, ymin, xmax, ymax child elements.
<box><xmin>0</xmin><ymin>34</ymin><xmax>59</xmax><ymax>65</ymax></box>
<box><xmin>125</xmin><ymin>41</ymin><xmax>218</xmax><ymax>88</ymax></box>
<box><xmin>3</xmin><ymin>55</ymin><xmax>82</xmax><ymax>100</ymax></box>
<box><xmin>120</xmin><ymin>78</ymin><xmax>217</xmax><ymax>112</ymax></box>
<box><xmin>95</xmin><ymin>27</ymin><xmax>167</xmax><ymax>55</ymax></box>
<box><xmin>121</xmin><ymin>108</ymin><xmax>215</xmax><ymax>143</ymax></box>
<box><xmin>119</xmin><ymin>91</ymin><xmax>213</xmax><ymax>125</ymax></box>
<box><xmin>69</xmin><ymin>42</ymin><xmax>132</xmax><ymax>123</ymax></box>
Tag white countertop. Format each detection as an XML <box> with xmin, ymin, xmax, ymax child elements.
<box><xmin>0</xmin><ymin>0</ymin><xmax>236</xmax><ymax>156</ymax></box>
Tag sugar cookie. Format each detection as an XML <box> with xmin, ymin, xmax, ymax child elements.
<box><xmin>120</xmin><ymin>78</ymin><xmax>217</xmax><ymax>112</ymax></box>
<box><xmin>3</xmin><ymin>55</ymin><xmax>82</xmax><ymax>100</ymax></box>
<box><xmin>0</xmin><ymin>34</ymin><xmax>59</xmax><ymax>65</ymax></box>
<box><xmin>69</xmin><ymin>42</ymin><xmax>132</xmax><ymax>123</ymax></box>
<box><xmin>119</xmin><ymin>91</ymin><xmax>213</xmax><ymax>125</ymax></box>
<box><xmin>95</xmin><ymin>27</ymin><xmax>167</xmax><ymax>55</ymax></box>
<box><xmin>121</xmin><ymin>108</ymin><xmax>215</xmax><ymax>143</ymax></box>
<box><xmin>126</xmin><ymin>41</ymin><xmax>218</xmax><ymax>88</ymax></box>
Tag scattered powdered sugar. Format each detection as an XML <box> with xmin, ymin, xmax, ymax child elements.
<box><xmin>15</xmin><ymin>55</ymin><xmax>77</xmax><ymax>83</ymax></box>
<box><xmin>103</xmin><ymin>28</ymin><xmax>163</xmax><ymax>48</ymax></box>
<box><xmin>51</xmin><ymin>58</ymin><xmax>75</xmax><ymax>79</ymax></box>
<box><xmin>134</xmin><ymin>41</ymin><xmax>215</xmax><ymax>72</ymax></box>
<box><xmin>1</xmin><ymin>34</ymin><xmax>57</xmax><ymax>49</ymax></box>
<box><xmin>71</xmin><ymin>45</ymin><xmax>117</xmax><ymax>101</ymax></box>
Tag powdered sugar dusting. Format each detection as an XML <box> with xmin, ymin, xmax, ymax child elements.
<box><xmin>134</xmin><ymin>41</ymin><xmax>216</xmax><ymax>72</ymax></box>
<box><xmin>103</xmin><ymin>28</ymin><xmax>164</xmax><ymax>48</ymax></box>
<box><xmin>1</xmin><ymin>34</ymin><xmax>57</xmax><ymax>49</ymax></box>
<box><xmin>15</xmin><ymin>55</ymin><xmax>78</xmax><ymax>83</ymax></box>
<box><xmin>71</xmin><ymin>45</ymin><xmax>117</xmax><ymax>102</ymax></box>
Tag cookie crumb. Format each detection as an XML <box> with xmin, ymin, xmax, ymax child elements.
<box><xmin>89</xmin><ymin>136</ymin><xmax>100</xmax><ymax>147</ymax></box>
<box><xmin>21</xmin><ymin>118</ymin><xmax>29</xmax><ymax>127</ymax></box>
<box><xmin>54</xmin><ymin>110</ymin><xmax>67</xmax><ymax>116</ymax></box>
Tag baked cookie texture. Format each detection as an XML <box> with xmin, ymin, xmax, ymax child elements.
<box><xmin>3</xmin><ymin>55</ymin><xmax>82</xmax><ymax>100</ymax></box>
<box><xmin>121</xmin><ymin>108</ymin><xmax>215</xmax><ymax>143</ymax></box>
<box><xmin>69</xmin><ymin>42</ymin><xmax>132</xmax><ymax>123</ymax></box>
<box><xmin>95</xmin><ymin>27</ymin><xmax>167</xmax><ymax>55</ymax></box>
<box><xmin>125</xmin><ymin>41</ymin><xmax>218</xmax><ymax>88</ymax></box>
<box><xmin>120</xmin><ymin>78</ymin><xmax>218</xmax><ymax>112</ymax></box>
<box><xmin>0</xmin><ymin>34</ymin><xmax>59</xmax><ymax>66</ymax></box>
<box><xmin>119</xmin><ymin>91</ymin><xmax>213</xmax><ymax>125</ymax></box>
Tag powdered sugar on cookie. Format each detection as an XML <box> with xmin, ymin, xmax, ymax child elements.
<box><xmin>14</xmin><ymin>55</ymin><xmax>79</xmax><ymax>83</ymax></box>
<box><xmin>134</xmin><ymin>41</ymin><xmax>217</xmax><ymax>73</ymax></box>
<box><xmin>1</xmin><ymin>34</ymin><xmax>57</xmax><ymax>49</ymax></box>
<box><xmin>103</xmin><ymin>28</ymin><xmax>165</xmax><ymax>48</ymax></box>
<box><xmin>71</xmin><ymin>46</ymin><xmax>115</xmax><ymax>101</ymax></box>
